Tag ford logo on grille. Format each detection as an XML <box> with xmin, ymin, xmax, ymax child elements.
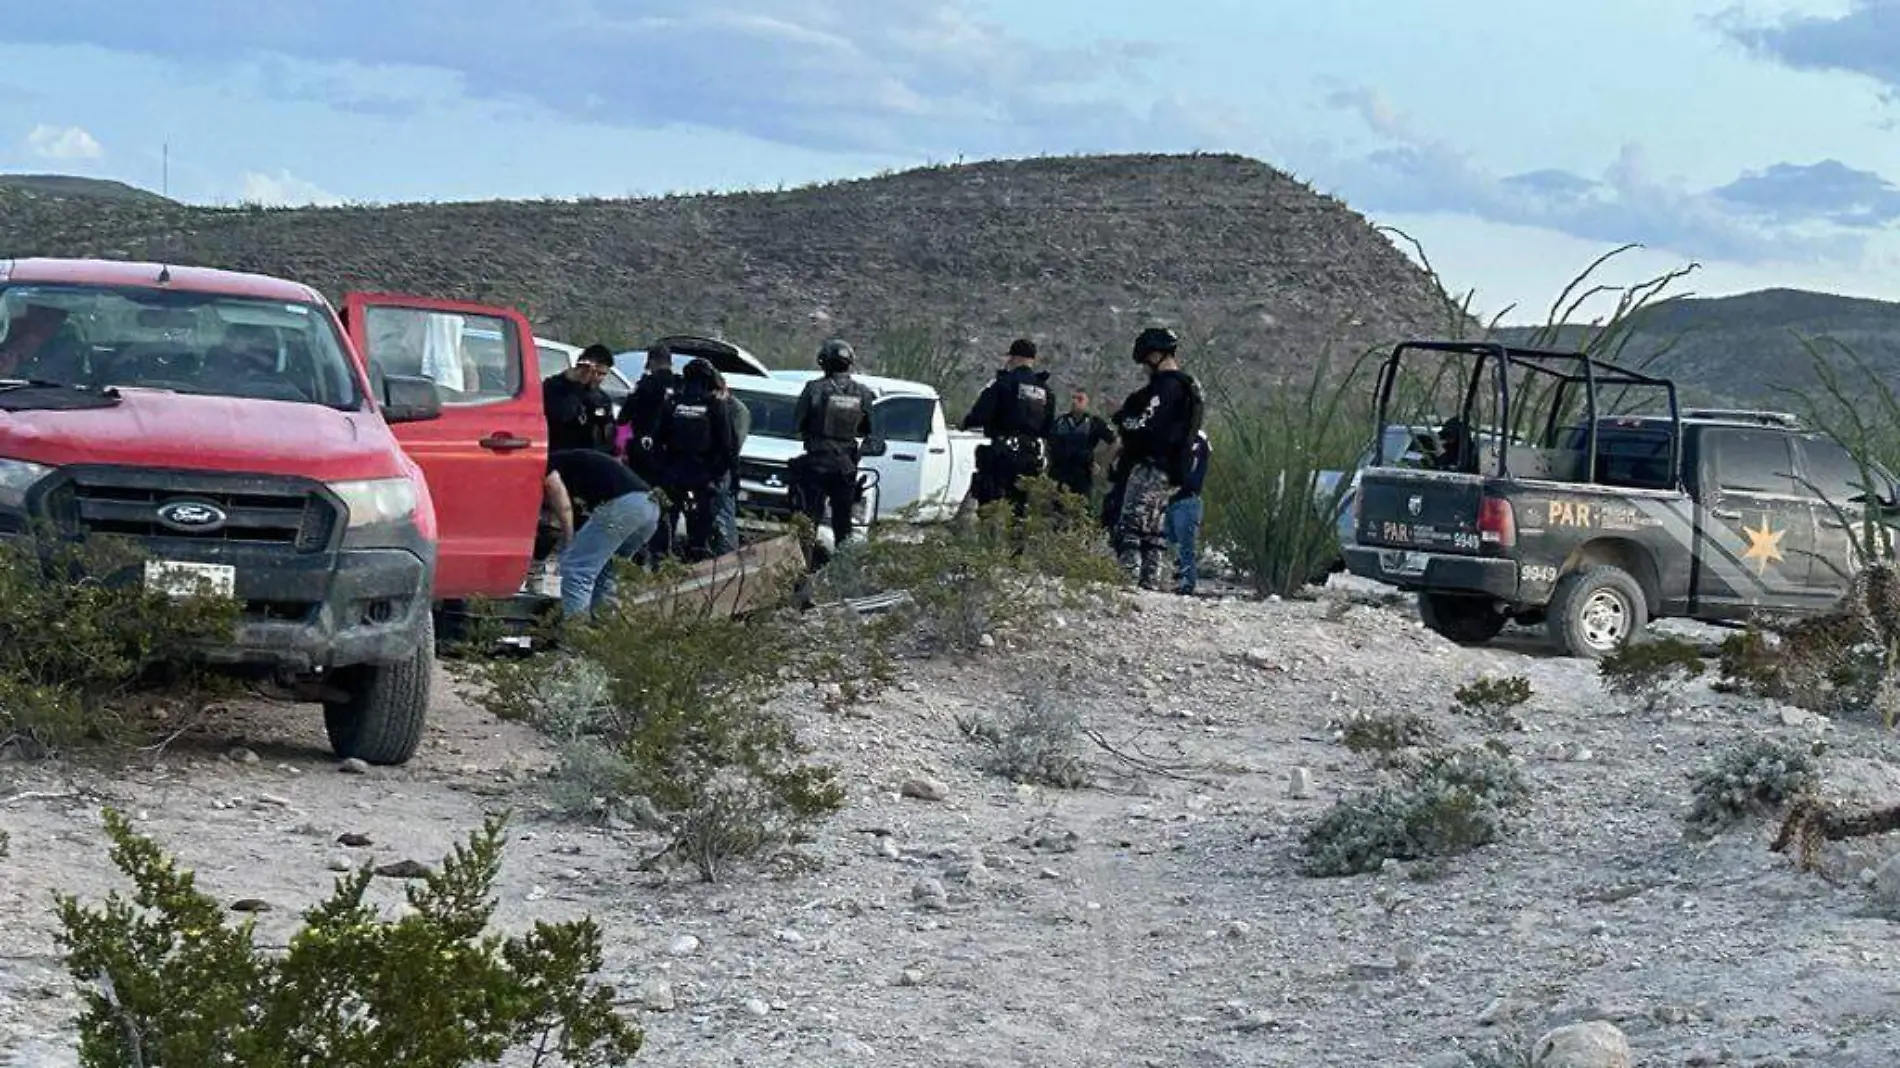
<box><xmin>156</xmin><ymin>499</ymin><xmax>228</xmax><ymax>533</ymax></box>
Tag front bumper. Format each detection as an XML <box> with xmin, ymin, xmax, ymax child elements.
<box><xmin>217</xmin><ymin>544</ymin><xmax>432</xmax><ymax>670</ymax></box>
<box><xmin>1343</xmin><ymin>546</ymin><xmax>1520</xmax><ymax>600</ymax></box>
<box><xmin>7</xmin><ymin>463</ymin><xmax>435</xmax><ymax>672</ymax></box>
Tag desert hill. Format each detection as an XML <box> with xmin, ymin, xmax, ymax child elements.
<box><xmin>0</xmin><ymin>153</ymin><xmax>1461</xmax><ymax>400</ymax></box>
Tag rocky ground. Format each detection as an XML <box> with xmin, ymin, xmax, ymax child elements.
<box><xmin>5</xmin><ymin>577</ymin><xmax>1900</xmax><ymax>1067</ymax></box>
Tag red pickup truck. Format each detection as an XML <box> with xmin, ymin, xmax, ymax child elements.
<box><xmin>0</xmin><ymin>258</ymin><xmax>548</xmax><ymax>765</ymax></box>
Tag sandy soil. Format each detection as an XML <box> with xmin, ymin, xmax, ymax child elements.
<box><xmin>5</xmin><ymin>578</ymin><xmax>1900</xmax><ymax>1067</ymax></box>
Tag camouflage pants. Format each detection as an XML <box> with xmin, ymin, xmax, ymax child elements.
<box><xmin>1113</xmin><ymin>461</ymin><xmax>1173</xmax><ymax>589</ymax></box>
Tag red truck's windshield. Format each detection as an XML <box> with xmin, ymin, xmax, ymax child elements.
<box><xmin>0</xmin><ymin>283</ymin><xmax>363</xmax><ymax>410</ymax></box>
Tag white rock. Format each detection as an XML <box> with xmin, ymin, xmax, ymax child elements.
<box><xmin>668</xmin><ymin>935</ymin><xmax>701</xmax><ymax>957</ymax></box>
<box><xmin>327</xmin><ymin>853</ymin><xmax>354</xmax><ymax>873</ymax></box>
<box><xmin>1779</xmin><ymin>706</ymin><xmax>1816</xmax><ymax>728</ymax></box>
<box><xmin>911</xmin><ymin>878</ymin><xmax>949</xmax><ymax>911</ymax></box>
<box><xmin>1868</xmin><ymin>851</ymin><xmax>1900</xmax><ymax>913</ymax></box>
<box><xmin>337</xmin><ymin>757</ymin><xmax>370</xmax><ymax>775</ymax></box>
<box><xmin>1532</xmin><ymin>1021</ymin><xmax>1631</xmax><ymax>1068</ymax></box>
<box><xmin>743</xmin><ymin>998</ymin><xmax>771</xmax><ymax>1017</ymax></box>
<box><xmin>638</xmin><ymin>979</ymin><xmax>676</xmax><ymax>1013</ymax></box>
<box><xmin>901</xmin><ymin>777</ymin><xmax>948</xmax><ymax>802</ymax></box>
<box><xmin>1287</xmin><ymin>767</ymin><xmax>1315</xmax><ymax>799</ymax></box>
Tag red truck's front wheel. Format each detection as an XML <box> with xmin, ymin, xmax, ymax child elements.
<box><xmin>322</xmin><ymin>614</ymin><xmax>434</xmax><ymax>766</ymax></box>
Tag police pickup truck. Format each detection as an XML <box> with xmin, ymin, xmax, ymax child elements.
<box><xmin>1342</xmin><ymin>340</ymin><xmax>1900</xmax><ymax>658</ymax></box>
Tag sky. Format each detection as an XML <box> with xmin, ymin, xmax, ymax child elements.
<box><xmin>4</xmin><ymin>0</ymin><xmax>1900</xmax><ymax>324</ymax></box>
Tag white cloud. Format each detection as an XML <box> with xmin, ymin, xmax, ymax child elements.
<box><xmin>26</xmin><ymin>123</ymin><xmax>103</xmax><ymax>161</ymax></box>
<box><xmin>238</xmin><ymin>168</ymin><xmax>343</xmax><ymax>207</ymax></box>
<box><xmin>0</xmin><ymin>1</ymin><xmax>1211</xmax><ymax>158</ymax></box>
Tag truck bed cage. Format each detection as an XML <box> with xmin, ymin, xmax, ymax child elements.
<box><xmin>1370</xmin><ymin>339</ymin><xmax>1683</xmax><ymax>487</ymax></box>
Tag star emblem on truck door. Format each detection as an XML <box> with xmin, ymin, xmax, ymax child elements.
<box><xmin>1741</xmin><ymin>514</ymin><xmax>1786</xmax><ymax>575</ymax></box>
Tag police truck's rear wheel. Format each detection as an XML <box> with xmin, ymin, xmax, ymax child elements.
<box><xmin>323</xmin><ymin>614</ymin><xmax>434</xmax><ymax>766</ymax></box>
<box><xmin>1417</xmin><ymin>592</ymin><xmax>1507</xmax><ymax>646</ymax></box>
<box><xmin>1546</xmin><ymin>565</ymin><xmax>1647</xmax><ymax>659</ymax></box>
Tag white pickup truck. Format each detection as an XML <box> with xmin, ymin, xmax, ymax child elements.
<box><xmin>538</xmin><ymin>334</ymin><xmax>983</xmax><ymax>528</ymax></box>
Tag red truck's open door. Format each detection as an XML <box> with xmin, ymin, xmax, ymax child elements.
<box><xmin>342</xmin><ymin>293</ymin><xmax>545</xmax><ymax>600</ymax></box>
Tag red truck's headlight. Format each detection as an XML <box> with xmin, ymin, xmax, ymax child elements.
<box><xmin>330</xmin><ymin>477</ymin><xmax>420</xmax><ymax>529</ymax></box>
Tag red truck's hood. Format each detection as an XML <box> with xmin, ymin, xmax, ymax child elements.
<box><xmin>0</xmin><ymin>388</ymin><xmax>407</xmax><ymax>482</ymax></box>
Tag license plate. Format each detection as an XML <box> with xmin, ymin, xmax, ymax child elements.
<box><xmin>144</xmin><ymin>560</ymin><xmax>236</xmax><ymax>599</ymax></box>
<box><xmin>1379</xmin><ymin>550</ymin><xmax>1428</xmax><ymax>577</ymax></box>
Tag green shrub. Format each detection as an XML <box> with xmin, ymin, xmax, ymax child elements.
<box><xmin>957</xmin><ymin>681</ymin><xmax>1092</xmax><ymax>789</ymax></box>
<box><xmin>1684</xmin><ymin>737</ymin><xmax>1820</xmax><ymax>839</ymax></box>
<box><xmin>1299</xmin><ymin>745</ymin><xmax>1533</xmax><ymax>877</ymax></box>
<box><xmin>55</xmin><ymin>808</ymin><xmax>642</xmax><ymax>1067</ymax></box>
<box><xmin>1451</xmin><ymin>675</ymin><xmax>1533</xmax><ymax>732</ymax></box>
<box><xmin>1716</xmin><ymin>612</ymin><xmax>1889</xmax><ymax>722</ymax></box>
<box><xmin>455</xmin><ymin>561</ymin><xmax>843</xmax><ymax>883</ymax></box>
<box><xmin>1599</xmin><ymin>636</ymin><xmax>1706</xmax><ymax>710</ymax></box>
<box><xmin>815</xmin><ymin>480</ymin><xmax>1124</xmax><ymax>655</ymax></box>
<box><xmin>1337</xmin><ymin>709</ymin><xmax>1438</xmax><ymax>754</ymax></box>
<box><xmin>1199</xmin><ymin>350</ymin><xmax>1376</xmax><ymax>598</ymax></box>
<box><xmin>0</xmin><ymin>536</ymin><xmax>239</xmax><ymax>758</ymax></box>
<box><xmin>1716</xmin><ymin>626</ymin><xmax>1786</xmax><ymax>700</ymax></box>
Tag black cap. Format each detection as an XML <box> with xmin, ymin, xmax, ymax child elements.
<box><xmin>577</xmin><ymin>343</ymin><xmax>615</xmax><ymax>368</ymax></box>
<box><xmin>1007</xmin><ymin>338</ymin><xmax>1038</xmax><ymax>360</ymax></box>
<box><xmin>1132</xmin><ymin>326</ymin><xmax>1179</xmax><ymax>360</ymax></box>
<box><xmin>684</xmin><ymin>356</ymin><xmax>717</xmax><ymax>381</ymax></box>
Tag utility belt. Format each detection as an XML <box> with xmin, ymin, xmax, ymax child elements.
<box><xmin>977</xmin><ymin>438</ymin><xmax>1046</xmax><ymax>480</ymax></box>
<box><xmin>986</xmin><ymin>435</ymin><xmax>1046</xmax><ymax>458</ymax></box>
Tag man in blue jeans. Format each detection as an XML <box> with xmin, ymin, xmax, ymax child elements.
<box><xmin>544</xmin><ymin>448</ymin><xmax>662</xmax><ymax>617</ymax></box>
<box><xmin>1164</xmin><ymin>430</ymin><xmax>1211</xmax><ymax>595</ymax></box>
<box><xmin>712</xmin><ymin>367</ymin><xmax>750</xmax><ymax>555</ymax></box>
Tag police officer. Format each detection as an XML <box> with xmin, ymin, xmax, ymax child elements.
<box><xmin>652</xmin><ymin>357</ymin><xmax>738</xmax><ymax>561</ymax></box>
<box><xmin>542</xmin><ymin>343</ymin><xmax>619</xmax><ymax>454</ymax></box>
<box><xmin>617</xmin><ymin>342</ymin><xmax>679</xmax><ymax>560</ymax></box>
<box><xmin>617</xmin><ymin>342</ymin><xmax>677</xmax><ymax>483</ymax></box>
<box><xmin>1109</xmin><ymin>327</ymin><xmax>1206</xmax><ymax>590</ymax></box>
<box><xmin>1047</xmin><ymin>387</ymin><xmax>1116</xmax><ymax>501</ymax></box>
<box><xmin>961</xmin><ymin>338</ymin><xmax>1055</xmax><ymax>516</ymax></box>
<box><xmin>791</xmin><ymin>338</ymin><xmax>878</xmax><ymax>564</ymax></box>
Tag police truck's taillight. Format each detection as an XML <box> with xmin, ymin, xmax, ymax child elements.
<box><xmin>1478</xmin><ymin>496</ymin><xmax>1516</xmax><ymax>548</ymax></box>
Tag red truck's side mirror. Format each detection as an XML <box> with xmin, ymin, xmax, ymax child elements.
<box><xmin>382</xmin><ymin>374</ymin><xmax>443</xmax><ymax>424</ymax></box>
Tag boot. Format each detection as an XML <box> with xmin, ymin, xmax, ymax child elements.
<box><xmin>1138</xmin><ymin>548</ymin><xmax>1162</xmax><ymax>591</ymax></box>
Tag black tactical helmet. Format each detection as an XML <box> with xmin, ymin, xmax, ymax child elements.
<box><xmin>1132</xmin><ymin>326</ymin><xmax>1179</xmax><ymax>362</ymax></box>
<box><xmin>817</xmin><ymin>338</ymin><xmax>856</xmax><ymax>372</ymax></box>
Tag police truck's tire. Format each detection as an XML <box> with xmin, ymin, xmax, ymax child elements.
<box><xmin>323</xmin><ymin>613</ymin><xmax>434</xmax><ymax>766</ymax></box>
<box><xmin>1546</xmin><ymin>565</ymin><xmax>1647</xmax><ymax>660</ymax></box>
<box><xmin>1417</xmin><ymin>592</ymin><xmax>1507</xmax><ymax>646</ymax></box>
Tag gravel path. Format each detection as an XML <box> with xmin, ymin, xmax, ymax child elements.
<box><xmin>5</xmin><ymin>578</ymin><xmax>1900</xmax><ymax>1066</ymax></box>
